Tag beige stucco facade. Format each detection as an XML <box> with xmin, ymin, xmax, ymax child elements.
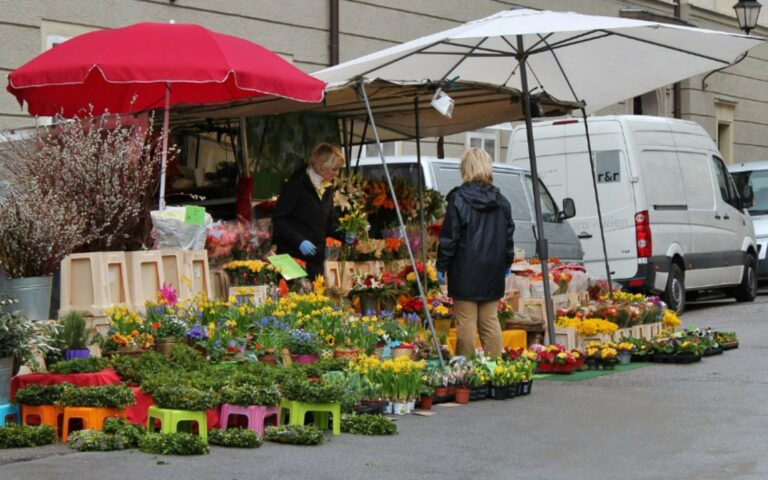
<box><xmin>0</xmin><ymin>0</ymin><xmax>766</xmax><ymax>162</ymax></box>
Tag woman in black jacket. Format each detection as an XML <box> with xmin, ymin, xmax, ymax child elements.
<box><xmin>272</xmin><ymin>143</ymin><xmax>347</xmax><ymax>280</ymax></box>
<box><xmin>436</xmin><ymin>148</ymin><xmax>515</xmax><ymax>358</ymax></box>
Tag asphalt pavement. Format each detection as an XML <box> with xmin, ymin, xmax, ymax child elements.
<box><xmin>1</xmin><ymin>290</ymin><xmax>767</xmax><ymax>480</ymax></box>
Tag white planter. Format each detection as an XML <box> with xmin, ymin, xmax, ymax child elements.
<box><xmin>392</xmin><ymin>402</ymin><xmax>409</xmax><ymax>415</ymax></box>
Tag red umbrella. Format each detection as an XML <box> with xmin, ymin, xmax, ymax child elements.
<box><xmin>6</xmin><ymin>22</ymin><xmax>326</xmax><ymax>211</ymax></box>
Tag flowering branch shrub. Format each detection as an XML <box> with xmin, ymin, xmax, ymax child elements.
<box><xmin>0</xmin><ymin>109</ymin><xmax>165</xmax><ymax>276</ymax></box>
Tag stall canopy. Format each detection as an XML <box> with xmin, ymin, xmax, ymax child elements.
<box><xmin>6</xmin><ymin>22</ymin><xmax>326</xmax><ymax>211</ymax></box>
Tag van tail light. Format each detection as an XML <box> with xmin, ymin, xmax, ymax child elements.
<box><xmin>635</xmin><ymin>210</ymin><xmax>652</xmax><ymax>258</ymax></box>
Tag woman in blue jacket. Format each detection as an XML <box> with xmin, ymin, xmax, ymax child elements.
<box><xmin>437</xmin><ymin>148</ymin><xmax>515</xmax><ymax>358</ymax></box>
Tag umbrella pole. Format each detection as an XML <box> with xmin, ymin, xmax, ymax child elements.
<box><xmin>358</xmin><ymin>80</ymin><xmax>444</xmax><ymax>368</ymax></box>
<box><xmin>158</xmin><ymin>83</ymin><xmax>171</xmax><ymax>210</ymax></box>
<box><xmin>580</xmin><ymin>108</ymin><xmax>614</xmax><ymax>299</ymax></box>
<box><xmin>414</xmin><ymin>97</ymin><xmax>428</xmax><ymax>288</ymax></box>
<box><xmin>517</xmin><ymin>35</ymin><xmax>557</xmax><ymax>345</ymax></box>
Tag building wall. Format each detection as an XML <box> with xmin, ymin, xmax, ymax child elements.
<box><xmin>0</xmin><ymin>0</ymin><xmax>766</xmax><ymax>162</ymax></box>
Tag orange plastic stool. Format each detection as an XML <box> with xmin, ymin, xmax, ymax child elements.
<box><xmin>22</xmin><ymin>404</ymin><xmax>65</xmax><ymax>437</ymax></box>
<box><xmin>61</xmin><ymin>406</ymin><xmax>125</xmax><ymax>443</ymax></box>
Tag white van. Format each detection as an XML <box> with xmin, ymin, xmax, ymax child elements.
<box><xmin>729</xmin><ymin>161</ymin><xmax>768</xmax><ymax>282</ymax></box>
<box><xmin>354</xmin><ymin>156</ymin><xmax>584</xmax><ymax>264</ymax></box>
<box><xmin>507</xmin><ymin>115</ymin><xmax>757</xmax><ymax>312</ymax></box>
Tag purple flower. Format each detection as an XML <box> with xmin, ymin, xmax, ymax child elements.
<box><xmin>187</xmin><ymin>323</ymin><xmax>205</xmax><ymax>341</ymax></box>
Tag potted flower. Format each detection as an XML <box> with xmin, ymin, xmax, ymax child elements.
<box><xmin>467</xmin><ymin>361</ymin><xmax>491</xmax><ymax>401</ymax></box>
<box><xmin>349</xmin><ymin>272</ymin><xmax>387</xmax><ymax>315</ymax></box>
<box><xmin>531</xmin><ymin>344</ymin><xmax>585</xmax><ymax>374</ymax></box>
<box><xmin>57</xmin><ymin>311</ymin><xmax>91</xmax><ymax>360</ymax></box>
<box><xmin>0</xmin><ymin>298</ymin><xmax>59</xmax><ymax>404</ymax></box>
<box><xmin>223</xmin><ymin>259</ymin><xmax>281</xmax><ymax>287</ymax></box>
<box><xmin>599</xmin><ymin>344</ymin><xmax>618</xmax><ymax>369</ymax></box>
<box><xmin>616</xmin><ymin>342</ymin><xmax>636</xmax><ymax>365</ymax></box>
<box><xmin>490</xmin><ymin>361</ymin><xmax>516</xmax><ymax>400</ymax></box>
<box><xmin>285</xmin><ymin>329</ymin><xmax>321</xmax><ymax>364</ymax></box>
<box><xmin>99</xmin><ymin>305</ymin><xmax>154</xmax><ymax>356</ymax></box>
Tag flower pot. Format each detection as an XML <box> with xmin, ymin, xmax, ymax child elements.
<box><xmin>359</xmin><ymin>295</ymin><xmax>380</xmax><ymax>315</ymax></box>
<box><xmin>520</xmin><ymin>380</ymin><xmax>533</xmax><ymax>396</ymax></box>
<box><xmin>454</xmin><ymin>387</ymin><xmax>470</xmax><ymax>404</ymax></box>
<box><xmin>434</xmin><ymin>386</ymin><xmax>448</xmax><ymax>398</ymax></box>
<box><xmin>153</xmin><ymin>338</ymin><xmax>178</xmax><ymax>357</ymax></box>
<box><xmin>290</xmin><ymin>354</ymin><xmax>319</xmax><ymax>365</ymax></box>
<box><xmin>489</xmin><ymin>385</ymin><xmax>510</xmax><ymax>400</ymax></box>
<box><xmin>618</xmin><ymin>351</ymin><xmax>632</xmax><ymax>365</ymax></box>
<box><xmin>469</xmin><ymin>385</ymin><xmax>489</xmax><ymax>401</ymax></box>
<box><xmin>259</xmin><ymin>353</ymin><xmax>278</xmax><ymax>365</ymax></box>
<box><xmin>446</xmin><ymin>386</ymin><xmax>456</xmax><ymax>396</ymax></box>
<box><xmin>4</xmin><ymin>275</ymin><xmax>53</xmax><ymax>321</ymax></box>
<box><xmin>602</xmin><ymin>362</ymin><xmax>616</xmax><ymax>370</ymax></box>
<box><xmin>333</xmin><ymin>348</ymin><xmax>361</xmax><ymax>360</ymax></box>
<box><xmin>64</xmin><ymin>348</ymin><xmax>91</xmax><ymax>360</ymax></box>
<box><xmin>0</xmin><ymin>356</ymin><xmax>13</xmax><ymax>405</ymax></box>
<box><xmin>392</xmin><ymin>402</ymin><xmax>409</xmax><ymax>415</ymax></box>
<box><xmin>383</xmin><ymin>401</ymin><xmax>393</xmax><ymax>414</ymax></box>
<box><xmin>407</xmin><ymin>399</ymin><xmax>416</xmax><ymax>413</ymax></box>
<box><xmin>391</xmin><ymin>346</ymin><xmax>415</xmax><ymax>360</ymax></box>
<box><xmin>418</xmin><ymin>395</ymin><xmax>433</xmax><ymax>410</ymax></box>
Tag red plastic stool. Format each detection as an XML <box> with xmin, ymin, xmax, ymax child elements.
<box><xmin>61</xmin><ymin>406</ymin><xmax>125</xmax><ymax>443</ymax></box>
<box><xmin>219</xmin><ymin>404</ymin><xmax>280</xmax><ymax>438</ymax></box>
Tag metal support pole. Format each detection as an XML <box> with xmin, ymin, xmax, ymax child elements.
<box><xmin>358</xmin><ymin>79</ymin><xmax>444</xmax><ymax>367</ymax></box>
<box><xmin>414</xmin><ymin>97</ymin><xmax>428</xmax><ymax>287</ymax></box>
<box><xmin>517</xmin><ymin>35</ymin><xmax>557</xmax><ymax>344</ymax></box>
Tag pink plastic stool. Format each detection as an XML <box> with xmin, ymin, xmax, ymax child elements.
<box><xmin>219</xmin><ymin>404</ymin><xmax>279</xmax><ymax>438</ymax></box>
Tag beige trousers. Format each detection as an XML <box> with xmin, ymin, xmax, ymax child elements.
<box><xmin>454</xmin><ymin>299</ymin><xmax>502</xmax><ymax>358</ymax></box>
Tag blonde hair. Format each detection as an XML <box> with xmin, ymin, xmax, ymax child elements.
<box><xmin>460</xmin><ymin>148</ymin><xmax>493</xmax><ymax>184</ymax></box>
<box><xmin>309</xmin><ymin>143</ymin><xmax>345</xmax><ymax>170</ymax></box>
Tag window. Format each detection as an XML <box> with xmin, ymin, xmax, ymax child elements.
<box><xmin>712</xmin><ymin>156</ymin><xmax>738</xmax><ymax>209</ymax></box>
<box><xmin>364</xmin><ymin>141</ymin><xmax>398</xmax><ymax>158</ymax></box>
<box><xmin>523</xmin><ymin>175</ymin><xmax>558</xmax><ymax>223</ymax></box>
<box><xmin>732</xmin><ymin>169</ymin><xmax>768</xmax><ymax>215</ymax></box>
<box><xmin>715</xmin><ymin>101</ymin><xmax>735</xmax><ymax>165</ymax></box>
<box><xmin>466</xmin><ymin>129</ymin><xmax>498</xmax><ymax>161</ymax></box>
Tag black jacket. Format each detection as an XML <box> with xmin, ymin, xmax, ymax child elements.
<box><xmin>272</xmin><ymin>170</ymin><xmax>341</xmax><ymax>274</ymax></box>
<box><xmin>436</xmin><ymin>182</ymin><xmax>515</xmax><ymax>302</ymax></box>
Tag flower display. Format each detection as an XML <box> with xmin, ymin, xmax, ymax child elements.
<box><xmin>223</xmin><ymin>259</ymin><xmax>282</xmax><ymax>286</ymax></box>
<box><xmin>102</xmin><ymin>305</ymin><xmax>153</xmax><ymax>352</ymax></box>
<box><xmin>399</xmin><ymin>261</ymin><xmax>440</xmax><ymax>294</ymax></box>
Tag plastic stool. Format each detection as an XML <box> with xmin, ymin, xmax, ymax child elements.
<box><xmin>61</xmin><ymin>406</ymin><xmax>124</xmax><ymax>443</ymax></box>
<box><xmin>0</xmin><ymin>403</ymin><xmax>20</xmax><ymax>426</ymax></box>
<box><xmin>279</xmin><ymin>398</ymin><xmax>340</xmax><ymax>436</ymax></box>
<box><xmin>21</xmin><ymin>404</ymin><xmax>65</xmax><ymax>436</ymax></box>
<box><xmin>146</xmin><ymin>406</ymin><xmax>208</xmax><ymax>442</ymax></box>
<box><xmin>219</xmin><ymin>404</ymin><xmax>280</xmax><ymax>438</ymax></box>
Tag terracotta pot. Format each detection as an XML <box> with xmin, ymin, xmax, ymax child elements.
<box><xmin>259</xmin><ymin>353</ymin><xmax>277</xmax><ymax>365</ymax></box>
<box><xmin>333</xmin><ymin>348</ymin><xmax>361</xmax><ymax>360</ymax></box>
<box><xmin>419</xmin><ymin>395</ymin><xmax>433</xmax><ymax>410</ymax></box>
<box><xmin>434</xmin><ymin>386</ymin><xmax>448</xmax><ymax>397</ymax></box>
<box><xmin>447</xmin><ymin>386</ymin><xmax>457</xmax><ymax>395</ymax></box>
<box><xmin>454</xmin><ymin>387</ymin><xmax>470</xmax><ymax>404</ymax></box>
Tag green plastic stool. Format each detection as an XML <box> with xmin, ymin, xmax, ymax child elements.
<box><xmin>147</xmin><ymin>405</ymin><xmax>208</xmax><ymax>442</ymax></box>
<box><xmin>279</xmin><ymin>398</ymin><xmax>340</xmax><ymax>435</ymax></box>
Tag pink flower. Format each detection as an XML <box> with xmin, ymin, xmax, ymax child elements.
<box><xmin>159</xmin><ymin>283</ymin><xmax>178</xmax><ymax>306</ymax></box>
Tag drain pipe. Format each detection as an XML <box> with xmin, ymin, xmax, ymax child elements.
<box><xmin>329</xmin><ymin>0</ymin><xmax>340</xmax><ymax>66</ymax></box>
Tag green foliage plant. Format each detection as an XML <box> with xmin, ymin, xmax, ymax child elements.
<box><xmin>109</xmin><ymin>351</ymin><xmax>170</xmax><ymax>386</ymax></box>
<box><xmin>208</xmin><ymin>428</ymin><xmax>262</xmax><ymax>448</ymax></box>
<box><xmin>264</xmin><ymin>425</ymin><xmax>324</xmax><ymax>446</ymax></box>
<box><xmin>0</xmin><ymin>425</ymin><xmax>56</xmax><ymax>449</ymax></box>
<box><xmin>340</xmin><ymin>413</ymin><xmax>397</xmax><ymax>435</ymax></box>
<box><xmin>280</xmin><ymin>373</ymin><xmax>344</xmax><ymax>404</ymax></box>
<box><xmin>0</xmin><ymin>298</ymin><xmax>59</xmax><ymax>364</ymax></box>
<box><xmin>67</xmin><ymin>417</ymin><xmax>144</xmax><ymax>451</ymax></box>
<box><xmin>151</xmin><ymin>385</ymin><xmax>220</xmax><ymax>411</ymax></box>
<box><xmin>59</xmin><ymin>384</ymin><xmax>135</xmax><ymax>408</ymax></box>
<box><xmin>220</xmin><ymin>384</ymin><xmax>280</xmax><ymax>407</ymax></box>
<box><xmin>139</xmin><ymin>432</ymin><xmax>209</xmax><ymax>455</ymax></box>
<box><xmin>14</xmin><ymin>384</ymin><xmax>67</xmax><ymax>406</ymax></box>
<box><xmin>48</xmin><ymin>357</ymin><xmax>108</xmax><ymax>374</ymax></box>
<box><xmin>59</xmin><ymin>312</ymin><xmax>89</xmax><ymax>350</ymax></box>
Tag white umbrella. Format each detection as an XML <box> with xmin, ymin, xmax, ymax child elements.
<box><xmin>315</xmin><ymin>8</ymin><xmax>765</xmax><ymax>342</ymax></box>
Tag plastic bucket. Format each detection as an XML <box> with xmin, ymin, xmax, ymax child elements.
<box><xmin>5</xmin><ymin>276</ymin><xmax>53</xmax><ymax>321</ymax></box>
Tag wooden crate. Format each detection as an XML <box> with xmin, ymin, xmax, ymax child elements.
<box><xmin>59</xmin><ymin>251</ymin><xmax>131</xmax><ymax>317</ymax></box>
<box><xmin>544</xmin><ymin>327</ymin><xmax>577</xmax><ymax>350</ymax></box>
<box><xmin>159</xmin><ymin>250</ymin><xmax>185</xmax><ymax>294</ymax></box>
<box><xmin>182</xmin><ymin>250</ymin><xmax>212</xmax><ymax>301</ymax></box>
<box><xmin>576</xmin><ymin>333</ymin><xmax>613</xmax><ymax>350</ymax></box>
<box><xmin>210</xmin><ymin>268</ymin><xmax>230</xmax><ymax>301</ymax></box>
<box><xmin>125</xmin><ymin>251</ymin><xmax>165</xmax><ymax>311</ymax></box>
<box><xmin>613</xmin><ymin>327</ymin><xmax>634</xmax><ymax>342</ymax></box>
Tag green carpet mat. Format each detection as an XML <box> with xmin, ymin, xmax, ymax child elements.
<box><xmin>535</xmin><ymin>362</ymin><xmax>649</xmax><ymax>381</ymax></box>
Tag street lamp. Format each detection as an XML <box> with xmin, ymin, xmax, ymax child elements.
<box><xmin>734</xmin><ymin>0</ymin><xmax>762</xmax><ymax>35</ymax></box>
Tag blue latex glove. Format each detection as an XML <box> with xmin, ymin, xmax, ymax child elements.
<box><xmin>505</xmin><ymin>267</ymin><xmax>512</xmax><ymax>278</ymax></box>
<box><xmin>437</xmin><ymin>271</ymin><xmax>446</xmax><ymax>285</ymax></box>
<box><xmin>345</xmin><ymin>232</ymin><xmax>356</xmax><ymax>244</ymax></box>
<box><xmin>299</xmin><ymin>240</ymin><xmax>317</xmax><ymax>256</ymax></box>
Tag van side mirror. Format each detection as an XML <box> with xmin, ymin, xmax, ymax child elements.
<box><xmin>741</xmin><ymin>184</ymin><xmax>754</xmax><ymax>210</ymax></box>
<box><xmin>559</xmin><ymin>197</ymin><xmax>576</xmax><ymax>221</ymax></box>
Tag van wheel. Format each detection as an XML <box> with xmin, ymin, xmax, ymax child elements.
<box><xmin>732</xmin><ymin>253</ymin><xmax>757</xmax><ymax>302</ymax></box>
<box><xmin>663</xmin><ymin>264</ymin><xmax>685</xmax><ymax>314</ymax></box>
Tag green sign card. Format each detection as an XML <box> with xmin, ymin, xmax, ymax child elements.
<box><xmin>184</xmin><ymin>205</ymin><xmax>206</xmax><ymax>225</ymax></box>
<box><xmin>267</xmin><ymin>254</ymin><xmax>307</xmax><ymax>280</ymax></box>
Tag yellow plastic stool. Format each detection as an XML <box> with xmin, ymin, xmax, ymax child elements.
<box><xmin>279</xmin><ymin>398</ymin><xmax>340</xmax><ymax>436</ymax></box>
<box><xmin>146</xmin><ymin>405</ymin><xmax>208</xmax><ymax>442</ymax></box>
